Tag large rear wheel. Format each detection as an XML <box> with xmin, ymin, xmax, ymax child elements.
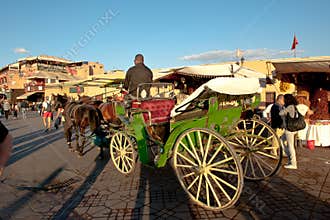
<box><xmin>228</xmin><ymin>119</ymin><xmax>282</xmax><ymax>181</ymax></box>
<box><xmin>173</xmin><ymin>128</ymin><xmax>243</xmax><ymax>211</ymax></box>
<box><xmin>110</xmin><ymin>132</ymin><xmax>136</xmax><ymax>174</ymax></box>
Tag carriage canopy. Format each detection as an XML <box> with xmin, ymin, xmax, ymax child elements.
<box><xmin>171</xmin><ymin>77</ymin><xmax>261</xmax><ymax>117</ymax></box>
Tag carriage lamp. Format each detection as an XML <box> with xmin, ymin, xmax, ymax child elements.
<box><xmin>140</xmin><ymin>89</ymin><xmax>147</xmax><ymax>98</ymax></box>
<box><xmin>180</xmin><ymin>77</ymin><xmax>186</xmax><ymax>83</ymax></box>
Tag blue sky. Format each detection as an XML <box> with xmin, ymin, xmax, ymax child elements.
<box><xmin>1</xmin><ymin>0</ymin><xmax>329</xmax><ymax>71</ymax></box>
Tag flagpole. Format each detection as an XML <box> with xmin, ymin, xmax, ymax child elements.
<box><xmin>294</xmin><ymin>48</ymin><xmax>296</xmax><ymax>58</ymax></box>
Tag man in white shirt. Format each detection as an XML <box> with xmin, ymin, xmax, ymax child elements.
<box><xmin>263</xmin><ymin>103</ymin><xmax>273</xmax><ymax>119</ymax></box>
<box><xmin>3</xmin><ymin>99</ymin><xmax>11</xmax><ymax>120</ymax></box>
<box><xmin>42</xmin><ymin>97</ymin><xmax>52</xmax><ymax>132</ymax></box>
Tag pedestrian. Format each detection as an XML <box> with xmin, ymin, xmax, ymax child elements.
<box><xmin>270</xmin><ymin>94</ymin><xmax>285</xmax><ymax>156</ymax></box>
<box><xmin>0</xmin><ymin>121</ymin><xmax>13</xmax><ymax>176</ymax></box>
<box><xmin>279</xmin><ymin>94</ymin><xmax>308</xmax><ymax>169</ymax></box>
<box><xmin>54</xmin><ymin>104</ymin><xmax>64</xmax><ymax>130</ymax></box>
<box><xmin>42</xmin><ymin>97</ymin><xmax>52</xmax><ymax>132</ymax></box>
<box><xmin>263</xmin><ymin>103</ymin><xmax>274</xmax><ymax>121</ymax></box>
<box><xmin>13</xmin><ymin>104</ymin><xmax>18</xmax><ymax>119</ymax></box>
<box><xmin>38</xmin><ymin>102</ymin><xmax>43</xmax><ymax>115</ymax></box>
<box><xmin>17</xmin><ymin>101</ymin><xmax>21</xmax><ymax>113</ymax></box>
<box><xmin>296</xmin><ymin>96</ymin><xmax>313</xmax><ymax>147</ymax></box>
<box><xmin>21</xmin><ymin>100</ymin><xmax>28</xmax><ymax>119</ymax></box>
<box><xmin>3</xmin><ymin>99</ymin><xmax>11</xmax><ymax>120</ymax></box>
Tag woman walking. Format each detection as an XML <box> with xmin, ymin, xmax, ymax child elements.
<box><xmin>280</xmin><ymin>94</ymin><xmax>308</xmax><ymax>169</ymax></box>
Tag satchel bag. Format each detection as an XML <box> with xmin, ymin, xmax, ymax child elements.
<box><xmin>45</xmin><ymin>102</ymin><xmax>52</xmax><ymax>112</ymax></box>
<box><xmin>286</xmin><ymin>106</ymin><xmax>306</xmax><ymax>132</ymax></box>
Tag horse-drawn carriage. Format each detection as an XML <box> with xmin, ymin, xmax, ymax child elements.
<box><xmin>94</xmin><ymin>77</ymin><xmax>282</xmax><ymax>211</ymax></box>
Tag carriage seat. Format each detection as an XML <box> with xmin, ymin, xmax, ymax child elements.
<box><xmin>134</xmin><ymin>99</ymin><xmax>176</xmax><ymax>124</ymax></box>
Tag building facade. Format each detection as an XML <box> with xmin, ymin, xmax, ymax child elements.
<box><xmin>0</xmin><ymin>55</ymin><xmax>105</xmax><ymax>103</ymax></box>
<box><xmin>0</xmin><ymin>63</ymin><xmax>25</xmax><ymax>103</ymax></box>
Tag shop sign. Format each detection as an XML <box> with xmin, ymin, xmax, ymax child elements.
<box><xmin>69</xmin><ymin>86</ymin><xmax>84</xmax><ymax>93</ymax></box>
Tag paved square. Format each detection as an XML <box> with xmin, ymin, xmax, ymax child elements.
<box><xmin>0</xmin><ymin>115</ymin><xmax>329</xmax><ymax>219</ymax></box>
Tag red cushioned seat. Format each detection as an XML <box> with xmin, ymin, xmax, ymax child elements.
<box><xmin>139</xmin><ymin>99</ymin><xmax>175</xmax><ymax>124</ymax></box>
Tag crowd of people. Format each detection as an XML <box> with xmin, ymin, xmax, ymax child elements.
<box><xmin>0</xmin><ymin>95</ymin><xmax>65</xmax><ymax>176</ymax></box>
<box><xmin>0</xmin><ymin>98</ymin><xmax>43</xmax><ymax>120</ymax></box>
<box><xmin>0</xmin><ymin>95</ymin><xmax>63</xmax><ymax>133</ymax></box>
<box><xmin>265</xmin><ymin>94</ymin><xmax>313</xmax><ymax>170</ymax></box>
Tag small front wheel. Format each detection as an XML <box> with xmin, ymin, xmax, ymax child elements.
<box><xmin>173</xmin><ymin>128</ymin><xmax>243</xmax><ymax>211</ymax></box>
<box><xmin>110</xmin><ymin>132</ymin><xmax>136</xmax><ymax>174</ymax></box>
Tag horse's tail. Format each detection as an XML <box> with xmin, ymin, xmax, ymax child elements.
<box><xmin>96</xmin><ymin>108</ymin><xmax>104</xmax><ymax>122</ymax></box>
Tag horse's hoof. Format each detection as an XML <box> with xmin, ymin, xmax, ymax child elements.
<box><xmin>69</xmin><ymin>148</ymin><xmax>74</xmax><ymax>152</ymax></box>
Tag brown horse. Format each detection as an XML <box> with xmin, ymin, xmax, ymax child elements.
<box><xmin>63</xmin><ymin>102</ymin><xmax>102</xmax><ymax>157</ymax></box>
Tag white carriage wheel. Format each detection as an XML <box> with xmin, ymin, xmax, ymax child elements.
<box><xmin>173</xmin><ymin>128</ymin><xmax>244</xmax><ymax>211</ymax></box>
<box><xmin>228</xmin><ymin>119</ymin><xmax>282</xmax><ymax>181</ymax></box>
<box><xmin>110</xmin><ymin>132</ymin><xmax>136</xmax><ymax>174</ymax></box>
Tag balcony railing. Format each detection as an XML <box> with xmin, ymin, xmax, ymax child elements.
<box><xmin>37</xmin><ymin>63</ymin><xmax>68</xmax><ymax>73</ymax></box>
<box><xmin>25</xmin><ymin>85</ymin><xmax>45</xmax><ymax>92</ymax></box>
<box><xmin>25</xmin><ymin>81</ymin><xmax>45</xmax><ymax>87</ymax></box>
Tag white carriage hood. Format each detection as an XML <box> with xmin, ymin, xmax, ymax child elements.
<box><xmin>171</xmin><ymin>77</ymin><xmax>261</xmax><ymax>117</ymax></box>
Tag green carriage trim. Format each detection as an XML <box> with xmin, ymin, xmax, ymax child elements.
<box><xmin>131</xmin><ymin>113</ymin><xmax>150</xmax><ymax>164</ymax></box>
<box><xmin>156</xmin><ymin>96</ymin><xmax>244</xmax><ymax>168</ymax></box>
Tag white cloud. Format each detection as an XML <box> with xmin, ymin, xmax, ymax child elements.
<box><xmin>180</xmin><ymin>48</ymin><xmax>304</xmax><ymax>62</ymax></box>
<box><xmin>14</xmin><ymin>48</ymin><xmax>29</xmax><ymax>54</ymax></box>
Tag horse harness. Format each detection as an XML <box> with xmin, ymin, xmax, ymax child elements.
<box><xmin>66</xmin><ymin>102</ymin><xmax>83</xmax><ymax>123</ymax></box>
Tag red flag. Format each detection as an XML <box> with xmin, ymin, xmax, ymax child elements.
<box><xmin>291</xmin><ymin>35</ymin><xmax>298</xmax><ymax>50</ymax></box>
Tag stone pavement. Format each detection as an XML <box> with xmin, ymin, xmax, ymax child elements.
<box><xmin>0</xmin><ymin>114</ymin><xmax>329</xmax><ymax>219</ymax></box>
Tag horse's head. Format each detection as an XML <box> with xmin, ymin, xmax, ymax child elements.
<box><xmin>53</xmin><ymin>93</ymin><xmax>69</xmax><ymax>109</ymax></box>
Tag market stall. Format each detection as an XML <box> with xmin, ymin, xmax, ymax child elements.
<box><xmin>272</xmin><ymin>57</ymin><xmax>330</xmax><ymax>147</ymax></box>
<box><xmin>153</xmin><ymin>63</ymin><xmax>266</xmax><ymax>104</ymax></box>
<box><xmin>307</xmin><ymin>120</ymin><xmax>330</xmax><ymax>146</ymax></box>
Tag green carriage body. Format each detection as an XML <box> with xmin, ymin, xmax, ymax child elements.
<box><xmin>158</xmin><ymin>96</ymin><xmax>245</xmax><ymax>168</ymax></box>
<box><xmin>112</xmin><ymin>83</ymin><xmax>259</xmax><ymax>167</ymax></box>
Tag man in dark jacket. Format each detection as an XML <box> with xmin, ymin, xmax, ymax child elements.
<box><xmin>123</xmin><ymin>54</ymin><xmax>153</xmax><ymax>97</ymax></box>
<box><xmin>270</xmin><ymin>95</ymin><xmax>285</xmax><ymax>129</ymax></box>
<box><xmin>270</xmin><ymin>94</ymin><xmax>285</xmax><ymax>156</ymax></box>
<box><xmin>0</xmin><ymin>121</ymin><xmax>12</xmax><ymax>176</ymax></box>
